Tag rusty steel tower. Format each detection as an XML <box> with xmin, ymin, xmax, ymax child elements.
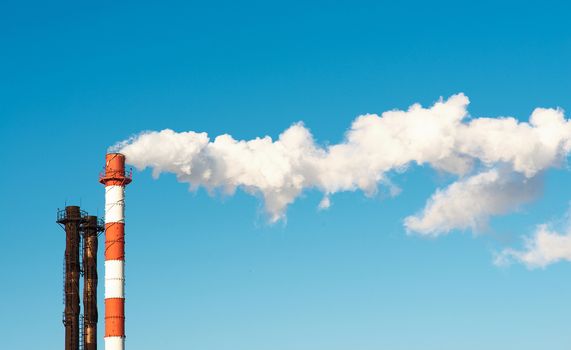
<box><xmin>83</xmin><ymin>215</ymin><xmax>104</xmax><ymax>350</ymax></box>
<box><xmin>57</xmin><ymin>207</ymin><xmax>103</xmax><ymax>350</ymax></box>
<box><xmin>57</xmin><ymin>206</ymin><xmax>83</xmax><ymax>350</ymax></box>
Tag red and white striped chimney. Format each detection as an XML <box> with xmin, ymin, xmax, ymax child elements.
<box><xmin>100</xmin><ymin>153</ymin><xmax>132</xmax><ymax>350</ymax></box>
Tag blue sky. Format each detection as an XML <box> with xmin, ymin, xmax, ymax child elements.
<box><xmin>1</xmin><ymin>1</ymin><xmax>571</xmax><ymax>349</ymax></box>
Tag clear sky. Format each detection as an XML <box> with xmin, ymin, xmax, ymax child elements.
<box><xmin>1</xmin><ymin>1</ymin><xmax>571</xmax><ymax>349</ymax></box>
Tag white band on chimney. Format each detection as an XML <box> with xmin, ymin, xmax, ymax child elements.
<box><xmin>105</xmin><ymin>260</ymin><xmax>125</xmax><ymax>299</ymax></box>
<box><xmin>104</xmin><ymin>336</ymin><xmax>125</xmax><ymax>350</ymax></box>
<box><xmin>105</xmin><ymin>186</ymin><xmax>125</xmax><ymax>223</ymax></box>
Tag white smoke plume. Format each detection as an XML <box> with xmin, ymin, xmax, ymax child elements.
<box><xmin>113</xmin><ymin>94</ymin><xmax>571</xmax><ymax>236</ymax></box>
<box><xmin>495</xmin><ymin>208</ymin><xmax>571</xmax><ymax>268</ymax></box>
<box><xmin>404</xmin><ymin>168</ymin><xmax>543</xmax><ymax>236</ymax></box>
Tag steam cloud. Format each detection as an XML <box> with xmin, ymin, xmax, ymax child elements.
<box><xmin>495</xmin><ymin>207</ymin><xmax>571</xmax><ymax>268</ymax></box>
<box><xmin>404</xmin><ymin>168</ymin><xmax>543</xmax><ymax>236</ymax></box>
<box><xmin>113</xmin><ymin>94</ymin><xmax>571</xmax><ymax>266</ymax></box>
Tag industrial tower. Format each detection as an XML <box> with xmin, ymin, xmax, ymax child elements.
<box><xmin>99</xmin><ymin>153</ymin><xmax>132</xmax><ymax>350</ymax></box>
<box><xmin>57</xmin><ymin>207</ymin><xmax>104</xmax><ymax>350</ymax></box>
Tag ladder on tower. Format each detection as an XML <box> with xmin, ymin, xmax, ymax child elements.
<box><xmin>79</xmin><ymin>314</ymin><xmax>84</xmax><ymax>350</ymax></box>
<box><xmin>79</xmin><ymin>234</ymin><xmax>84</xmax><ymax>277</ymax></box>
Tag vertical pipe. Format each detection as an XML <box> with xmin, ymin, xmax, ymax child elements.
<box><xmin>60</xmin><ymin>206</ymin><xmax>82</xmax><ymax>350</ymax></box>
<box><xmin>100</xmin><ymin>153</ymin><xmax>132</xmax><ymax>350</ymax></box>
<box><xmin>83</xmin><ymin>216</ymin><xmax>99</xmax><ymax>350</ymax></box>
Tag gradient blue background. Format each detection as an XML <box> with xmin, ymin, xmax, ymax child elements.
<box><xmin>1</xmin><ymin>1</ymin><xmax>570</xmax><ymax>349</ymax></box>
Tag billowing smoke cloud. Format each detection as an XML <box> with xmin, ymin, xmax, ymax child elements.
<box><xmin>495</xmin><ymin>208</ymin><xmax>571</xmax><ymax>268</ymax></box>
<box><xmin>404</xmin><ymin>168</ymin><xmax>543</xmax><ymax>236</ymax></box>
<box><xmin>113</xmin><ymin>94</ymin><xmax>571</xmax><ymax>244</ymax></box>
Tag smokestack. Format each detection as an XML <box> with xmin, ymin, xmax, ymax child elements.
<box><xmin>57</xmin><ymin>206</ymin><xmax>83</xmax><ymax>350</ymax></box>
<box><xmin>83</xmin><ymin>216</ymin><xmax>103</xmax><ymax>350</ymax></box>
<box><xmin>100</xmin><ymin>153</ymin><xmax>132</xmax><ymax>350</ymax></box>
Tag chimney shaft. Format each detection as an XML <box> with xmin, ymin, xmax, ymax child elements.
<box><xmin>58</xmin><ymin>206</ymin><xmax>82</xmax><ymax>350</ymax></box>
<box><xmin>100</xmin><ymin>153</ymin><xmax>132</xmax><ymax>350</ymax></box>
<box><xmin>83</xmin><ymin>216</ymin><xmax>101</xmax><ymax>350</ymax></box>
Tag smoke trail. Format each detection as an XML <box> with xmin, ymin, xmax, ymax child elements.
<box><xmin>495</xmin><ymin>206</ymin><xmax>571</xmax><ymax>268</ymax></box>
<box><xmin>404</xmin><ymin>168</ymin><xmax>543</xmax><ymax>236</ymax></box>
<box><xmin>112</xmin><ymin>94</ymin><xmax>571</xmax><ymax>242</ymax></box>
